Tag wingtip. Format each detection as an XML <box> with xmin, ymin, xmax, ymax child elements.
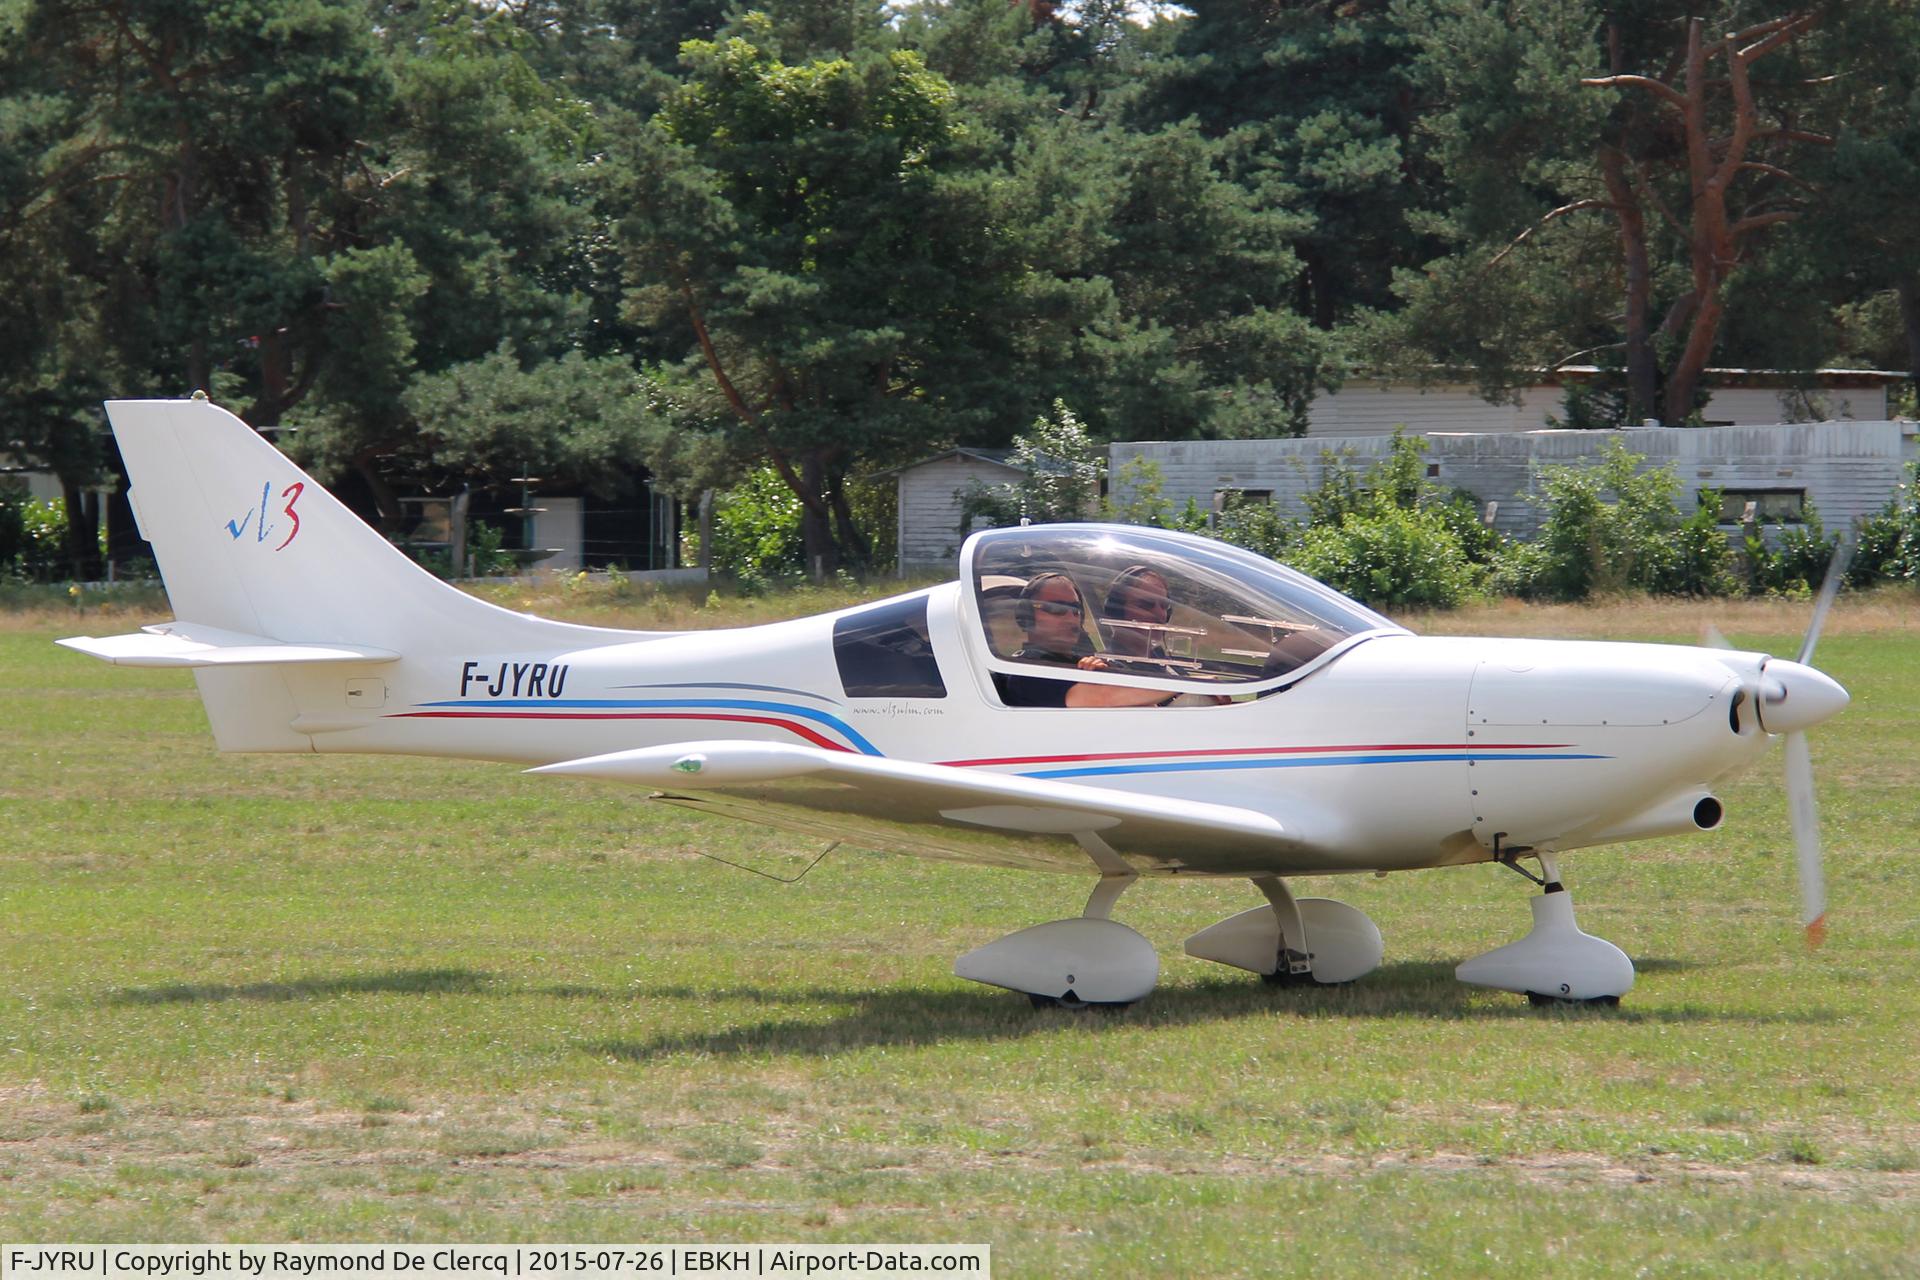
<box><xmin>1805</xmin><ymin>913</ymin><xmax>1828</xmax><ymax>950</ymax></box>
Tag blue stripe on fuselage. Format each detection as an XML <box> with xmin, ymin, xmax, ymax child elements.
<box><xmin>417</xmin><ymin>697</ymin><xmax>884</xmax><ymax>756</ymax></box>
<box><xmin>1018</xmin><ymin>752</ymin><xmax>1607</xmax><ymax>779</ymax></box>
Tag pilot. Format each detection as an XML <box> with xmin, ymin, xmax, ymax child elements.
<box><xmin>994</xmin><ymin>571</ymin><xmax>1176</xmax><ymax>709</ymax></box>
<box><xmin>992</xmin><ymin>572</ymin><xmax>1093</xmax><ymax>707</ymax></box>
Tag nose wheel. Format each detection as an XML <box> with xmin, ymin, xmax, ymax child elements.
<box><xmin>1456</xmin><ymin>853</ymin><xmax>1634</xmax><ymax>1005</ymax></box>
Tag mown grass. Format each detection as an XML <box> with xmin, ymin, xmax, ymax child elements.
<box><xmin>3</xmin><ymin>589</ymin><xmax>1918</xmax><ymax>1275</ymax></box>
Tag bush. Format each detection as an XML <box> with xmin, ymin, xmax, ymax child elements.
<box><xmin>710</xmin><ymin>466</ymin><xmax>806</xmax><ymax>585</ymax></box>
<box><xmin>1507</xmin><ymin>442</ymin><xmax>1732</xmax><ymax>600</ymax></box>
<box><xmin>1659</xmin><ymin>492</ymin><xmax>1739</xmax><ymax>598</ymax></box>
<box><xmin>957</xmin><ymin>400</ymin><xmax>1105</xmax><ymax>534</ymax></box>
<box><xmin>1214</xmin><ymin>491</ymin><xmax>1294</xmax><ymax>560</ymax></box>
<box><xmin>1851</xmin><ymin>461</ymin><xmax>1920</xmax><ymax>586</ymax></box>
<box><xmin>1746</xmin><ymin>506</ymin><xmax>1841</xmax><ymax>596</ymax></box>
<box><xmin>1290</xmin><ymin>505</ymin><xmax>1486</xmax><ymax>610</ymax></box>
<box><xmin>0</xmin><ymin>493</ymin><xmax>73</xmax><ymax>581</ymax></box>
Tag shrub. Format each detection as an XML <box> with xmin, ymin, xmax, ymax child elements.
<box><xmin>1214</xmin><ymin>491</ymin><xmax>1294</xmax><ymax>560</ymax></box>
<box><xmin>957</xmin><ymin>400</ymin><xmax>1105</xmax><ymax>534</ymax></box>
<box><xmin>1290</xmin><ymin>505</ymin><xmax>1486</xmax><ymax>610</ymax></box>
<box><xmin>1104</xmin><ymin>456</ymin><xmax>1172</xmax><ymax>527</ymax></box>
<box><xmin>1658</xmin><ymin>491</ymin><xmax>1739</xmax><ymax>598</ymax></box>
<box><xmin>1745</xmin><ymin>505</ymin><xmax>1841</xmax><ymax>596</ymax></box>
<box><xmin>2</xmin><ymin>494</ymin><xmax>72</xmax><ymax>581</ymax></box>
<box><xmin>1851</xmin><ymin>461</ymin><xmax>1920</xmax><ymax>586</ymax></box>
<box><xmin>1509</xmin><ymin>442</ymin><xmax>1732</xmax><ymax>601</ymax></box>
<box><xmin>710</xmin><ymin>466</ymin><xmax>806</xmax><ymax>584</ymax></box>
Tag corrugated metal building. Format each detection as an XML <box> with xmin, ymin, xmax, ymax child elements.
<box><xmin>1301</xmin><ymin>368</ymin><xmax>1900</xmax><ymax>437</ymax></box>
<box><xmin>884</xmin><ymin>370</ymin><xmax>1913</xmax><ymax>573</ymax></box>
<box><xmin>1111</xmin><ymin>420</ymin><xmax>1919</xmax><ymax>541</ymax></box>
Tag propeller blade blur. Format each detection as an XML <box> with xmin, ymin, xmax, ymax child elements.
<box><xmin>1784</xmin><ymin>730</ymin><xmax>1827</xmax><ymax>948</ymax></box>
<box><xmin>1797</xmin><ymin>535</ymin><xmax>1854</xmax><ymax>667</ymax></box>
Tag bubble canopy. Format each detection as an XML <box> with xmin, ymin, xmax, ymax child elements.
<box><xmin>961</xmin><ymin>523</ymin><xmax>1407</xmax><ymax>696</ymax></box>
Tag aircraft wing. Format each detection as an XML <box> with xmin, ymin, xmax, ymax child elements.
<box><xmin>530</xmin><ymin>740</ymin><xmax>1331</xmax><ymax>876</ymax></box>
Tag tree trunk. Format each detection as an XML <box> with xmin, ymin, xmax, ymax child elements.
<box><xmin>59</xmin><ymin>478</ymin><xmax>104</xmax><ymax>581</ymax></box>
<box><xmin>104</xmin><ymin>446</ymin><xmax>143</xmax><ymax>573</ymax></box>
<box><xmin>798</xmin><ymin>452</ymin><xmax>836</xmax><ymax>579</ymax></box>
<box><xmin>352</xmin><ymin>450</ymin><xmax>407</xmax><ymax>534</ymax></box>
<box><xmin>828</xmin><ymin>473</ymin><xmax>870</xmax><ymax>571</ymax></box>
<box><xmin>1600</xmin><ymin>147</ymin><xmax>1658</xmax><ymax>421</ymax></box>
<box><xmin>1899</xmin><ymin>276</ymin><xmax>1920</xmax><ymax>389</ymax></box>
<box><xmin>1665</xmin><ymin>291</ymin><xmax>1724</xmax><ymax>425</ymax></box>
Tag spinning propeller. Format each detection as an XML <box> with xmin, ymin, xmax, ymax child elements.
<box><xmin>1706</xmin><ymin>541</ymin><xmax>1853</xmax><ymax>947</ymax></box>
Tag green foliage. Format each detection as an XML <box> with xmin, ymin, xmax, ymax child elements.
<box><xmin>1292</xmin><ymin>505</ymin><xmax>1485</xmax><ymax>610</ymax></box>
<box><xmin>1213</xmin><ymin>494</ymin><xmax>1293</xmax><ymax>563</ymax></box>
<box><xmin>1743</xmin><ymin>505</ymin><xmax>1841</xmax><ymax>597</ymax></box>
<box><xmin>710</xmin><ymin>466</ymin><xmax>807</xmax><ymax>588</ymax></box>
<box><xmin>1851</xmin><ymin>461</ymin><xmax>1920</xmax><ymax>585</ymax></box>
<box><xmin>1008</xmin><ymin>401</ymin><xmax>1104</xmax><ymax>523</ymax></box>
<box><xmin>1551</xmin><ymin>378</ymin><xmax>1635</xmax><ymax>431</ymax></box>
<box><xmin>391</xmin><ymin>347</ymin><xmax>673</xmax><ymax>498</ymax></box>
<box><xmin>4</xmin><ymin>0</ymin><xmax>1917</xmax><ymax>593</ymax></box>
<box><xmin>0</xmin><ymin>492</ymin><xmax>71</xmax><ymax>581</ymax></box>
<box><xmin>956</xmin><ymin>401</ymin><xmax>1105</xmax><ymax>532</ymax></box>
<box><xmin>1103</xmin><ymin>456</ymin><xmax>1171</xmax><ymax>528</ymax></box>
<box><xmin>611</xmin><ymin>12</ymin><xmax>1013</xmax><ymax>570</ymax></box>
<box><xmin>416</xmin><ymin>519</ymin><xmax>515</xmax><ymax>581</ymax></box>
<box><xmin>1216</xmin><ymin>432</ymin><xmax>1489</xmax><ymax>608</ymax></box>
<box><xmin>1503</xmin><ymin>443</ymin><xmax>1734</xmax><ymax>601</ymax></box>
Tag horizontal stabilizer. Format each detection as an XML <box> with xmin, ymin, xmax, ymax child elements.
<box><xmin>57</xmin><ymin>622</ymin><xmax>398</xmax><ymax>669</ymax></box>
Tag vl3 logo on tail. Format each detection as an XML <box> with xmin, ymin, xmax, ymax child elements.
<box><xmin>225</xmin><ymin>480</ymin><xmax>304</xmax><ymax>551</ymax></box>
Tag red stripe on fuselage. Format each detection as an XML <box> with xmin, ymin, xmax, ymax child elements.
<box><xmin>389</xmin><ymin>710</ymin><xmax>851</xmax><ymax>753</ymax></box>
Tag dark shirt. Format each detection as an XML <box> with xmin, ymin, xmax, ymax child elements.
<box><xmin>992</xmin><ymin>642</ymin><xmax>1089</xmax><ymax>708</ymax></box>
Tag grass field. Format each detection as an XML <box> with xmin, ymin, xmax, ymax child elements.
<box><xmin>2</xmin><ymin>588</ymin><xmax>1917</xmax><ymax>1275</ymax></box>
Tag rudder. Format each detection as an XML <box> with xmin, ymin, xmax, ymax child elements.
<box><xmin>108</xmin><ymin>397</ymin><xmax>632</xmax><ymax>652</ymax></box>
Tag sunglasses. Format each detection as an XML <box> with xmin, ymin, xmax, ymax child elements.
<box><xmin>1118</xmin><ymin>592</ymin><xmax>1171</xmax><ymax>618</ymax></box>
<box><xmin>1032</xmin><ymin>599</ymin><xmax>1083</xmax><ymax>617</ymax></box>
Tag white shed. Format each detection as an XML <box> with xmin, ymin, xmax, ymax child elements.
<box><xmin>877</xmin><ymin>448</ymin><xmax>1022</xmax><ymax>575</ymax></box>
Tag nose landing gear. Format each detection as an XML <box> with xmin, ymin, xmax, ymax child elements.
<box><xmin>1456</xmin><ymin>853</ymin><xmax>1634</xmax><ymax>1005</ymax></box>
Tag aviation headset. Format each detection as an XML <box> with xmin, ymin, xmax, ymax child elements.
<box><xmin>1102</xmin><ymin>564</ymin><xmax>1172</xmax><ymax>622</ymax></box>
<box><xmin>1014</xmin><ymin>572</ymin><xmax>1082</xmax><ymax>630</ymax></box>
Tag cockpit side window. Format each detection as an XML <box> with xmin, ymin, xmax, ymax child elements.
<box><xmin>834</xmin><ymin>596</ymin><xmax>946</xmax><ymax>698</ymax></box>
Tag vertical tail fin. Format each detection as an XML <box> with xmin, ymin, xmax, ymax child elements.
<box><xmin>108</xmin><ymin>398</ymin><xmax>633</xmax><ymax>651</ymax></box>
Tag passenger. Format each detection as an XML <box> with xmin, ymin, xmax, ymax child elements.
<box><xmin>1093</xmin><ymin>565</ymin><xmax>1173</xmax><ymax>661</ymax></box>
<box><xmin>1081</xmin><ymin>564</ymin><xmax>1228</xmax><ymax>707</ymax></box>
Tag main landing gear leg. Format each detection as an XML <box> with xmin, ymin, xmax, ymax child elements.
<box><xmin>1455</xmin><ymin>852</ymin><xmax>1634</xmax><ymax>1006</ymax></box>
<box><xmin>952</xmin><ymin>871</ymin><xmax>1160</xmax><ymax>1009</ymax></box>
<box><xmin>1183</xmin><ymin>875</ymin><xmax>1383</xmax><ymax>985</ymax></box>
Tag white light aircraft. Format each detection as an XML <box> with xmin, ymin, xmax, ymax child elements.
<box><xmin>60</xmin><ymin>398</ymin><xmax>1852</xmax><ymax>1008</ymax></box>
